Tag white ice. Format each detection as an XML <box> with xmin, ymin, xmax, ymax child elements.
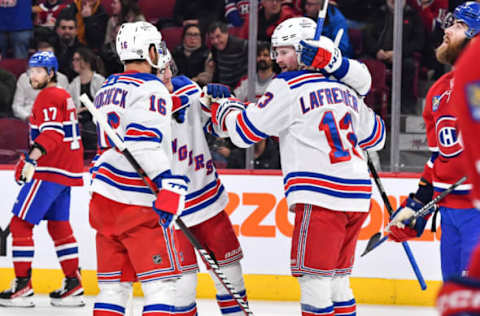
<box><xmin>0</xmin><ymin>296</ymin><xmax>438</xmax><ymax>316</ymax></box>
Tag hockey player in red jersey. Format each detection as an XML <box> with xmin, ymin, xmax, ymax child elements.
<box><xmin>388</xmin><ymin>1</ymin><xmax>480</xmax><ymax>282</ymax></box>
<box><xmin>209</xmin><ymin>17</ymin><xmax>385</xmax><ymax>316</ymax></box>
<box><xmin>435</xmin><ymin>3</ymin><xmax>480</xmax><ymax>316</ymax></box>
<box><xmin>156</xmin><ymin>51</ymin><xmax>250</xmax><ymax>316</ymax></box>
<box><xmin>0</xmin><ymin>51</ymin><xmax>85</xmax><ymax>307</ymax></box>
<box><xmin>88</xmin><ymin>22</ymin><xmax>188</xmax><ymax>316</ymax></box>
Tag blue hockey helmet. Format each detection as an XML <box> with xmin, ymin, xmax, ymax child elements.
<box><xmin>28</xmin><ymin>51</ymin><xmax>58</xmax><ymax>74</ymax></box>
<box><xmin>454</xmin><ymin>1</ymin><xmax>480</xmax><ymax>38</ymax></box>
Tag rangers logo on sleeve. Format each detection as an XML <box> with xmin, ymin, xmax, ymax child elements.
<box><xmin>466</xmin><ymin>81</ymin><xmax>480</xmax><ymax>122</ymax></box>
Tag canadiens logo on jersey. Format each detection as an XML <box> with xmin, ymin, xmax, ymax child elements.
<box><xmin>466</xmin><ymin>82</ymin><xmax>480</xmax><ymax>122</ymax></box>
<box><xmin>436</xmin><ymin>116</ymin><xmax>463</xmax><ymax>158</ymax></box>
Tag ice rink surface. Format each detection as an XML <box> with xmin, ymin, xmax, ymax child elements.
<box><xmin>0</xmin><ymin>296</ymin><xmax>438</xmax><ymax>316</ymax></box>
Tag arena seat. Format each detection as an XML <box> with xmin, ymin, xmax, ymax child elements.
<box><xmin>0</xmin><ymin>118</ymin><xmax>29</xmax><ymax>163</ymax></box>
<box><xmin>101</xmin><ymin>0</ymin><xmax>115</xmax><ymax>16</ymax></box>
<box><xmin>0</xmin><ymin>59</ymin><xmax>28</xmax><ymax>80</ymax></box>
<box><xmin>360</xmin><ymin>58</ymin><xmax>389</xmax><ymax>120</ymax></box>
<box><xmin>161</xmin><ymin>26</ymin><xmax>183</xmax><ymax>51</ymax></box>
<box><xmin>348</xmin><ymin>28</ymin><xmax>364</xmax><ymax>58</ymax></box>
<box><xmin>139</xmin><ymin>0</ymin><xmax>175</xmax><ymax>24</ymax></box>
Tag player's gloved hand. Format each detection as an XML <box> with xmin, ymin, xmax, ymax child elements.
<box><xmin>436</xmin><ymin>276</ymin><xmax>480</xmax><ymax>316</ymax></box>
<box><xmin>152</xmin><ymin>173</ymin><xmax>189</xmax><ymax>228</ymax></box>
<box><xmin>300</xmin><ymin>36</ymin><xmax>343</xmax><ymax>73</ymax></box>
<box><xmin>15</xmin><ymin>153</ymin><xmax>37</xmax><ymax>185</ymax></box>
<box><xmin>172</xmin><ymin>95</ymin><xmax>190</xmax><ymax>123</ymax></box>
<box><xmin>211</xmin><ymin>97</ymin><xmax>245</xmax><ymax>131</ymax></box>
<box><xmin>388</xmin><ymin>194</ymin><xmax>429</xmax><ymax>242</ymax></box>
<box><xmin>199</xmin><ymin>84</ymin><xmax>232</xmax><ymax>110</ymax></box>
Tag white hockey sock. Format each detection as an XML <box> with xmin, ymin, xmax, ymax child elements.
<box><xmin>298</xmin><ymin>275</ymin><xmax>334</xmax><ymax>315</ymax></box>
<box><xmin>174</xmin><ymin>271</ymin><xmax>198</xmax><ymax>316</ymax></box>
<box><xmin>141</xmin><ymin>278</ymin><xmax>177</xmax><ymax>315</ymax></box>
<box><xmin>94</xmin><ymin>282</ymin><xmax>132</xmax><ymax>316</ymax></box>
<box><xmin>331</xmin><ymin>276</ymin><xmax>356</xmax><ymax>316</ymax></box>
<box><xmin>209</xmin><ymin>262</ymin><xmax>248</xmax><ymax>315</ymax></box>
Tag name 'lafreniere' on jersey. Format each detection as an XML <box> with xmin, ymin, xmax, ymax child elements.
<box><xmin>223</xmin><ymin>70</ymin><xmax>386</xmax><ymax>212</ymax></box>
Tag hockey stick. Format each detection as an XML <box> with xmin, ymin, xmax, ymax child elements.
<box><xmin>361</xmin><ymin>176</ymin><xmax>468</xmax><ymax>257</ymax></box>
<box><xmin>362</xmin><ymin>152</ymin><xmax>427</xmax><ymax>290</ymax></box>
<box><xmin>80</xmin><ymin>94</ymin><xmax>254</xmax><ymax>316</ymax></box>
<box><xmin>314</xmin><ymin>0</ymin><xmax>329</xmax><ymax>40</ymax></box>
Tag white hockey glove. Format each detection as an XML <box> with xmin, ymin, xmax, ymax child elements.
<box><xmin>300</xmin><ymin>36</ymin><xmax>343</xmax><ymax>73</ymax></box>
<box><xmin>152</xmin><ymin>173</ymin><xmax>189</xmax><ymax>228</ymax></box>
<box><xmin>15</xmin><ymin>153</ymin><xmax>37</xmax><ymax>185</ymax></box>
<box><xmin>211</xmin><ymin>97</ymin><xmax>246</xmax><ymax>131</ymax></box>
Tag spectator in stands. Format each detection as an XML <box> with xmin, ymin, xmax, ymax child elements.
<box><xmin>12</xmin><ymin>42</ymin><xmax>69</xmax><ymax>121</ymax></box>
<box><xmin>208</xmin><ymin>21</ymin><xmax>248</xmax><ymax>89</ymax></box>
<box><xmin>99</xmin><ymin>23</ymin><xmax>123</xmax><ymax>77</ymax></box>
<box><xmin>173</xmin><ymin>0</ymin><xmax>224</xmax><ymax>32</ymax></box>
<box><xmin>55</xmin><ymin>15</ymin><xmax>85</xmax><ymax>81</ymax></box>
<box><xmin>68</xmin><ymin>47</ymin><xmax>104</xmax><ymax>150</ymax></box>
<box><xmin>172</xmin><ymin>24</ymin><xmax>213</xmax><ymax>85</ymax></box>
<box><xmin>336</xmin><ymin>0</ymin><xmax>385</xmax><ymax>29</ymax></box>
<box><xmin>302</xmin><ymin>0</ymin><xmax>354</xmax><ymax>57</ymax></box>
<box><xmin>0</xmin><ymin>0</ymin><xmax>33</xmax><ymax>58</ymax></box>
<box><xmin>60</xmin><ymin>0</ymin><xmax>108</xmax><ymax>51</ymax></box>
<box><xmin>238</xmin><ymin>0</ymin><xmax>300</xmax><ymax>41</ymax></box>
<box><xmin>225</xmin><ymin>0</ymin><xmax>250</xmax><ymax>27</ymax></box>
<box><xmin>221</xmin><ymin>137</ymin><xmax>281</xmax><ymax>169</ymax></box>
<box><xmin>104</xmin><ymin>0</ymin><xmax>144</xmax><ymax>44</ymax></box>
<box><xmin>33</xmin><ymin>0</ymin><xmax>68</xmax><ymax>29</ymax></box>
<box><xmin>364</xmin><ymin>0</ymin><xmax>425</xmax><ymax>114</ymax></box>
<box><xmin>234</xmin><ymin>41</ymin><xmax>275</xmax><ymax>101</ymax></box>
<box><xmin>0</xmin><ymin>68</ymin><xmax>16</xmax><ymax>117</ymax></box>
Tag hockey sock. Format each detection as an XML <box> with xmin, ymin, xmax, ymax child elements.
<box><xmin>174</xmin><ymin>272</ymin><xmax>198</xmax><ymax>316</ymax></box>
<box><xmin>142</xmin><ymin>279</ymin><xmax>176</xmax><ymax>316</ymax></box>
<box><xmin>10</xmin><ymin>216</ymin><xmax>34</xmax><ymax>278</ymax></box>
<box><xmin>299</xmin><ymin>275</ymin><xmax>334</xmax><ymax>316</ymax></box>
<box><xmin>333</xmin><ymin>299</ymin><xmax>356</xmax><ymax>316</ymax></box>
<box><xmin>209</xmin><ymin>262</ymin><xmax>249</xmax><ymax>316</ymax></box>
<box><xmin>47</xmin><ymin>220</ymin><xmax>79</xmax><ymax>278</ymax></box>
<box><xmin>331</xmin><ymin>276</ymin><xmax>356</xmax><ymax>316</ymax></box>
<box><xmin>94</xmin><ymin>282</ymin><xmax>131</xmax><ymax>316</ymax></box>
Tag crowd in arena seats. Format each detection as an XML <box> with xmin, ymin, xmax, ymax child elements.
<box><xmin>0</xmin><ymin>0</ymin><xmax>472</xmax><ymax>168</ymax></box>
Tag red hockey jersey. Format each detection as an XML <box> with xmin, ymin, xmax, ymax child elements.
<box><xmin>452</xmin><ymin>37</ymin><xmax>480</xmax><ymax>209</ymax></box>
<box><xmin>422</xmin><ymin>71</ymin><xmax>473</xmax><ymax>209</ymax></box>
<box><xmin>29</xmin><ymin>86</ymin><xmax>84</xmax><ymax>186</ymax></box>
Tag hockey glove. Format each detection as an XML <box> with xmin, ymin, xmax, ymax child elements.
<box><xmin>388</xmin><ymin>194</ymin><xmax>429</xmax><ymax>242</ymax></box>
<box><xmin>211</xmin><ymin>97</ymin><xmax>246</xmax><ymax>131</ymax></box>
<box><xmin>437</xmin><ymin>276</ymin><xmax>480</xmax><ymax>316</ymax></box>
<box><xmin>152</xmin><ymin>173</ymin><xmax>189</xmax><ymax>229</ymax></box>
<box><xmin>199</xmin><ymin>84</ymin><xmax>232</xmax><ymax>110</ymax></box>
<box><xmin>172</xmin><ymin>95</ymin><xmax>190</xmax><ymax>123</ymax></box>
<box><xmin>15</xmin><ymin>153</ymin><xmax>37</xmax><ymax>185</ymax></box>
<box><xmin>300</xmin><ymin>36</ymin><xmax>343</xmax><ymax>73</ymax></box>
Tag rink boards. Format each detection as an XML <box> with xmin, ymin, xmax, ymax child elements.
<box><xmin>0</xmin><ymin>168</ymin><xmax>443</xmax><ymax>305</ymax></box>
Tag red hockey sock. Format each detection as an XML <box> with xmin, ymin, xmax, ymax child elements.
<box><xmin>10</xmin><ymin>216</ymin><xmax>34</xmax><ymax>278</ymax></box>
<box><xmin>47</xmin><ymin>221</ymin><xmax>79</xmax><ymax>278</ymax></box>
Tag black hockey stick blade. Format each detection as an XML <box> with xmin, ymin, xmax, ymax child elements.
<box><xmin>361</xmin><ymin>232</ymin><xmax>382</xmax><ymax>257</ymax></box>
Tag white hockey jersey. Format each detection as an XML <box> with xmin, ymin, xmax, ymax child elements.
<box><xmin>90</xmin><ymin>71</ymin><xmax>175</xmax><ymax>206</ymax></box>
<box><xmin>223</xmin><ymin>70</ymin><xmax>385</xmax><ymax>212</ymax></box>
<box><xmin>171</xmin><ymin>76</ymin><xmax>229</xmax><ymax>227</ymax></box>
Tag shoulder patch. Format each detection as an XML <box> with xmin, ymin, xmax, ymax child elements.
<box><xmin>466</xmin><ymin>81</ymin><xmax>480</xmax><ymax>122</ymax></box>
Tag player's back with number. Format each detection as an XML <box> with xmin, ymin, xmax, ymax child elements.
<box><xmin>236</xmin><ymin>70</ymin><xmax>385</xmax><ymax>212</ymax></box>
<box><xmin>30</xmin><ymin>86</ymin><xmax>84</xmax><ymax>186</ymax></box>
<box><xmin>91</xmin><ymin>72</ymin><xmax>174</xmax><ymax>206</ymax></box>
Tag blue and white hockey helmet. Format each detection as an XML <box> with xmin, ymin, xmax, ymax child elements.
<box><xmin>454</xmin><ymin>1</ymin><xmax>480</xmax><ymax>38</ymax></box>
<box><xmin>28</xmin><ymin>51</ymin><xmax>58</xmax><ymax>74</ymax></box>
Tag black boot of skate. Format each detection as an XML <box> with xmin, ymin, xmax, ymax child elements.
<box><xmin>49</xmin><ymin>269</ymin><xmax>85</xmax><ymax>307</ymax></box>
<box><xmin>0</xmin><ymin>270</ymin><xmax>34</xmax><ymax>307</ymax></box>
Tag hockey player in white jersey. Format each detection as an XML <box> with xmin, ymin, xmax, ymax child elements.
<box><xmin>156</xmin><ymin>50</ymin><xmax>250</xmax><ymax>316</ymax></box>
<box><xmin>209</xmin><ymin>17</ymin><xmax>386</xmax><ymax>316</ymax></box>
<box><xmin>88</xmin><ymin>22</ymin><xmax>188</xmax><ymax>316</ymax></box>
